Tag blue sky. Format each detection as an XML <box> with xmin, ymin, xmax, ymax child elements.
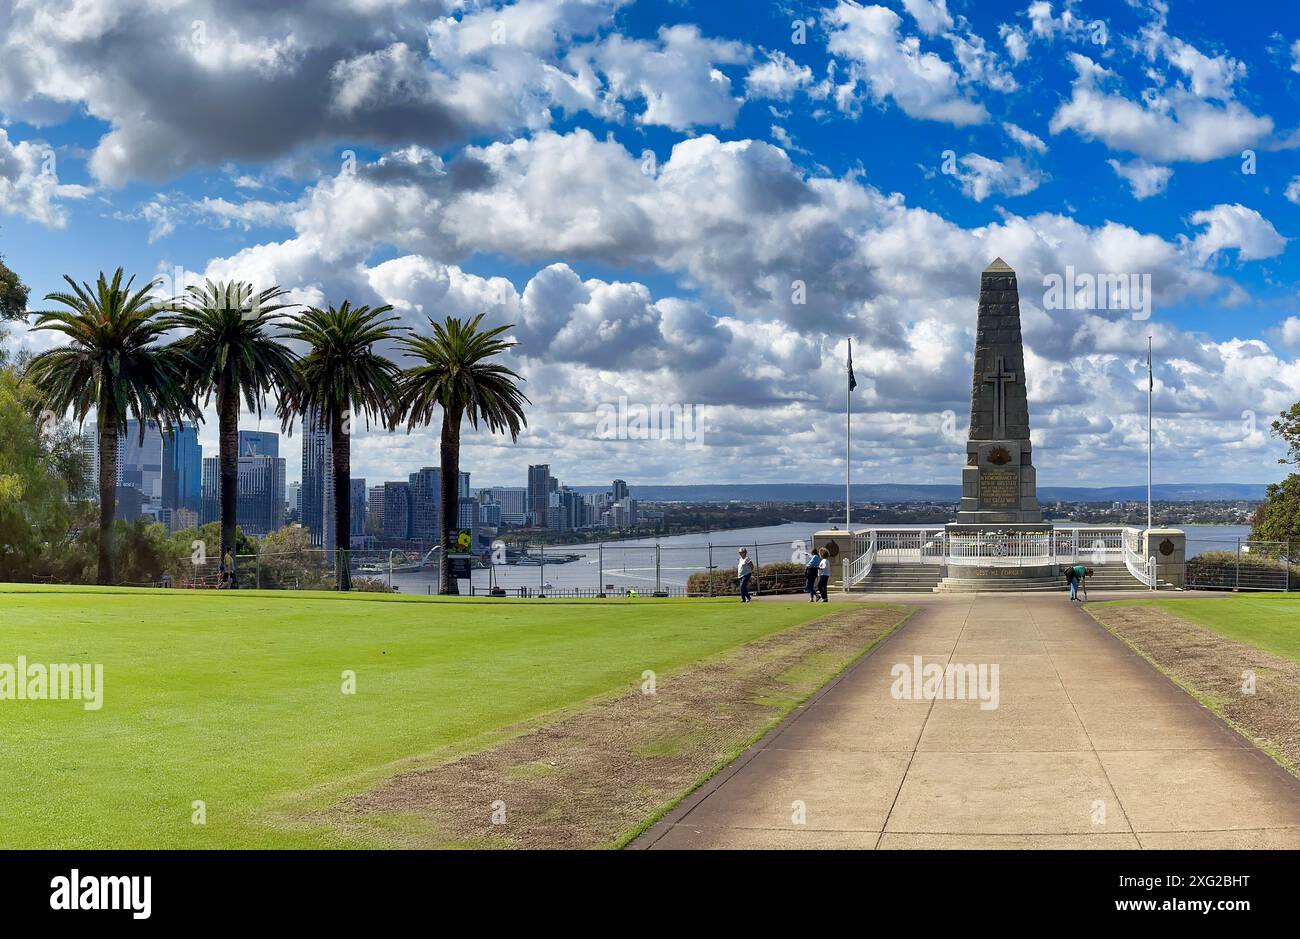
<box><xmin>1</xmin><ymin>0</ymin><xmax>1298</xmax><ymax>490</ymax></box>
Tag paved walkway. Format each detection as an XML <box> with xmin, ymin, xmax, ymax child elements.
<box><xmin>635</xmin><ymin>593</ymin><xmax>1300</xmax><ymax>849</ymax></box>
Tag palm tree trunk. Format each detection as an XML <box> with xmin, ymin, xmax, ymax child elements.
<box><xmin>331</xmin><ymin>403</ymin><xmax>351</xmax><ymax>592</ymax></box>
<box><xmin>218</xmin><ymin>377</ymin><xmax>240</xmax><ymax>585</ymax></box>
<box><xmin>439</xmin><ymin>407</ymin><xmax>462</xmax><ymax>596</ymax></box>
<box><xmin>97</xmin><ymin>402</ymin><xmax>118</xmax><ymax>585</ymax></box>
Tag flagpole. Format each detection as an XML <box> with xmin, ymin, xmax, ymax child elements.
<box><xmin>1147</xmin><ymin>336</ymin><xmax>1153</xmax><ymax>532</ymax></box>
<box><xmin>846</xmin><ymin>339</ymin><xmax>852</xmax><ymax>529</ymax></box>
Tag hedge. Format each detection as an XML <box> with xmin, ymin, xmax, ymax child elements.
<box><xmin>686</xmin><ymin>561</ymin><xmax>811</xmax><ymax>597</ymax></box>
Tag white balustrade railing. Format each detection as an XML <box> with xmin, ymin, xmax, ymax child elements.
<box><xmin>836</xmin><ymin>525</ymin><xmax>1160</xmax><ymax>585</ymax></box>
<box><xmin>947</xmin><ymin>530</ymin><xmax>1053</xmax><ymax>567</ymax></box>
<box><xmin>1122</xmin><ymin>527</ymin><xmax>1159</xmax><ymax>589</ymax></box>
<box><xmin>841</xmin><ymin>530</ymin><xmax>878</xmax><ymax>589</ymax></box>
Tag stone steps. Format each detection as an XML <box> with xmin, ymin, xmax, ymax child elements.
<box><xmin>848</xmin><ymin>564</ymin><xmax>1171</xmax><ymax>593</ymax></box>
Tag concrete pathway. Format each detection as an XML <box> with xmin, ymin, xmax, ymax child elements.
<box><xmin>635</xmin><ymin>593</ymin><xmax>1300</xmax><ymax>849</ymax></box>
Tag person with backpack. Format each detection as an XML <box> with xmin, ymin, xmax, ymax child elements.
<box><xmin>736</xmin><ymin>547</ymin><xmax>755</xmax><ymax>603</ymax></box>
<box><xmin>1071</xmin><ymin>563</ymin><xmax>1088</xmax><ymax>602</ymax></box>
<box><xmin>804</xmin><ymin>548</ymin><xmax>821</xmax><ymax>601</ymax></box>
<box><xmin>1063</xmin><ymin>565</ymin><xmax>1079</xmax><ymax>601</ymax></box>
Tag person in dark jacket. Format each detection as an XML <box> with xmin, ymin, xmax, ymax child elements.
<box><xmin>804</xmin><ymin>549</ymin><xmax>821</xmax><ymax>601</ymax></box>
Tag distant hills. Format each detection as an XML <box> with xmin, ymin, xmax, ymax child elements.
<box><xmin>571</xmin><ymin>483</ymin><xmax>1269</xmax><ymax>502</ymax></box>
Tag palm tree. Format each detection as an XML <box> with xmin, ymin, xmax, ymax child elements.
<box><xmin>169</xmin><ymin>281</ymin><xmax>298</xmax><ymax>574</ymax></box>
<box><xmin>24</xmin><ymin>269</ymin><xmax>193</xmax><ymax>584</ymax></box>
<box><xmin>397</xmin><ymin>314</ymin><xmax>529</xmax><ymax>595</ymax></box>
<box><xmin>282</xmin><ymin>302</ymin><xmax>403</xmax><ymax>590</ymax></box>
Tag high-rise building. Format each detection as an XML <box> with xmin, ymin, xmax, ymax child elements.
<box><xmin>169</xmin><ymin>507</ymin><xmax>198</xmax><ymax>533</ymax></box>
<box><xmin>478</xmin><ymin>502</ymin><xmax>502</xmax><ymax>527</ymax></box>
<box><xmin>408</xmin><ymin>466</ymin><xmax>441</xmax><ymax>543</ymax></box>
<box><xmin>235</xmin><ymin>453</ymin><xmax>286</xmax><ymax>536</ymax></box>
<box><xmin>367</xmin><ymin>485</ymin><xmax>385</xmax><ymax>533</ymax></box>
<box><xmin>483</xmin><ymin>486</ymin><xmax>527</xmax><ymax>525</ymax></box>
<box><xmin>119</xmin><ymin>420</ymin><xmax>164</xmax><ymax>519</ymax></box>
<box><xmin>458</xmin><ymin>471</ymin><xmax>471</xmax><ymax>499</ymax></box>
<box><xmin>162</xmin><ymin>422</ymin><xmax>202</xmax><ymax>516</ymax></box>
<box><xmin>457</xmin><ymin>496</ymin><xmax>477</xmax><ymax>535</ymax></box>
<box><xmin>237</xmin><ymin>430</ymin><xmax>279</xmax><ymax>459</ymax></box>
<box><xmin>383</xmin><ymin>481</ymin><xmax>411</xmax><ymax>542</ymax></box>
<box><xmin>350</xmin><ymin>478</ymin><xmax>367</xmax><ymax>537</ymax></box>
<box><xmin>300</xmin><ymin>409</ymin><xmax>333</xmax><ymax>548</ymax></box>
<box><xmin>527</xmin><ymin>464</ymin><xmax>551</xmax><ymax>528</ymax></box>
<box><xmin>201</xmin><ymin>457</ymin><xmax>219</xmax><ymax>525</ymax></box>
<box><xmin>78</xmin><ymin>427</ymin><xmax>100</xmax><ymax>498</ymax></box>
<box><xmin>612</xmin><ymin>478</ymin><xmax>629</xmax><ymax>503</ymax></box>
<box><xmin>286</xmin><ymin>482</ymin><xmax>301</xmax><ymax>521</ymax></box>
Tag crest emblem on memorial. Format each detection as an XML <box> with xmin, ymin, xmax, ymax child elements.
<box><xmin>987</xmin><ymin>446</ymin><xmax>1012</xmax><ymax>466</ymax></box>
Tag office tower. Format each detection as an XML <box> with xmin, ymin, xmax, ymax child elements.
<box><xmin>286</xmin><ymin>482</ymin><xmax>301</xmax><ymax>520</ymax></box>
<box><xmin>408</xmin><ymin>466</ymin><xmax>441</xmax><ymax>543</ymax></box>
<box><xmin>483</xmin><ymin>486</ymin><xmax>527</xmax><ymax>525</ymax></box>
<box><xmin>610</xmin><ymin>497</ymin><xmax>639</xmax><ymax>529</ymax></box>
<box><xmin>478</xmin><ymin>502</ymin><xmax>501</xmax><ymax>527</ymax></box>
<box><xmin>79</xmin><ymin>428</ymin><xmax>100</xmax><ymax>498</ymax></box>
<box><xmin>458</xmin><ymin>471</ymin><xmax>470</xmax><ymax>499</ymax></box>
<box><xmin>119</xmin><ymin>420</ymin><xmax>164</xmax><ymax>518</ymax></box>
<box><xmin>612</xmin><ymin>478</ymin><xmax>629</xmax><ymax>503</ymax></box>
<box><xmin>551</xmin><ymin>486</ymin><xmax>584</xmax><ymax>532</ymax></box>
<box><xmin>162</xmin><ymin>421</ymin><xmax>202</xmax><ymax>516</ymax></box>
<box><xmin>237</xmin><ymin>430</ymin><xmax>279</xmax><ymax>459</ymax></box>
<box><xmin>235</xmin><ymin>453</ymin><xmax>286</xmax><ymax>536</ymax></box>
<box><xmin>169</xmin><ymin>507</ymin><xmax>198</xmax><ymax>533</ymax></box>
<box><xmin>300</xmin><ymin>408</ymin><xmax>333</xmax><ymax>549</ymax></box>
<box><xmin>350</xmin><ymin>478</ymin><xmax>367</xmax><ymax>536</ymax></box>
<box><xmin>383</xmin><ymin>481</ymin><xmax>411</xmax><ymax>541</ymax></box>
<box><xmin>527</xmin><ymin>464</ymin><xmax>551</xmax><ymax>528</ymax></box>
<box><xmin>201</xmin><ymin>457</ymin><xmax>219</xmax><ymax>525</ymax></box>
<box><xmin>367</xmin><ymin>485</ymin><xmax>385</xmax><ymax>533</ymax></box>
<box><xmin>456</xmin><ymin>496</ymin><xmax>477</xmax><ymax>553</ymax></box>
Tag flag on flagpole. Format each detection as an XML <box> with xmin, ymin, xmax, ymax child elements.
<box><xmin>848</xmin><ymin>339</ymin><xmax>857</xmax><ymax>391</ymax></box>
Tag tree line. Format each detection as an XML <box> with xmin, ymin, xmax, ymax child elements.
<box><xmin>2</xmin><ymin>259</ymin><xmax>528</xmax><ymax>593</ymax></box>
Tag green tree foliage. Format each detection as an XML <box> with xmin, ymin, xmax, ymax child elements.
<box><xmin>282</xmin><ymin>302</ymin><xmax>403</xmax><ymax>590</ymax></box>
<box><xmin>1250</xmin><ymin>474</ymin><xmax>1300</xmax><ymax>547</ymax></box>
<box><xmin>397</xmin><ymin>314</ymin><xmax>529</xmax><ymax>595</ymax></box>
<box><xmin>24</xmin><ymin>269</ymin><xmax>195</xmax><ymax>583</ymax></box>
<box><xmin>0</xmin><ymin>368</ymin><xmax>76</xmax><ymax>581</ymax></box>
<box><xmin>0</xmin><ymin>255</ymin><xmax>29</xmax><ymax>322</ymax></box>
<box><xmin>1271</xmin><ymin>402</ymin><xmax>1300</xmax><ymax>467</ymax></box>
<box><xmin>169</xmin><ymin>281</ymin><xmax>298</xmax><ymax>568</ymax></box>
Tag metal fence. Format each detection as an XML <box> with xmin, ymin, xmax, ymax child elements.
<box><xmin>75</xmin><ymin>538</ymin><xmax>814</xmax><ymax>598</ymax></box>
<box><xmin>1184</xmin><ymin>537</ymin><xmax>1296</xmax><ymax>592</ymax></box>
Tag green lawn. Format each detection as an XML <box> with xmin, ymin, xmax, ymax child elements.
<box><xmin>1104</xmin><ymin>594</ymin><xmax>1300</xmax><ymax>663</ymax></box>
<box><xmin>0</xmin><ymin>585</ymin><xmax>831</xmax><ymax>848</ymax></box>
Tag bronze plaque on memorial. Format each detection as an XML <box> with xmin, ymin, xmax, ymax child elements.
<box><xmin>978</xmin><ymin>467</ymin><xmax>1019</xmax><ymax>509</ymax></box>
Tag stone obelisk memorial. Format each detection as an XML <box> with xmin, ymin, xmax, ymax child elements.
<box><xmin>946</xmin><ymin>258</ymin><xmax>1056</xmax><ymax>581</ymax></box>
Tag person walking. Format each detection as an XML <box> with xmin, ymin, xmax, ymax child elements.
<box><xmin>804</xmin><ymin>548</ymin><xmax>821</xmax><ymax>601</ymax></box>
<box><xmin>736</xmin><ymin>547</ymin><xmax>755</xmax><ymax>603</ymax></box>
<box><xmin>815</xmin><ymin>547</ymin><xmax>830</xmax><ymax>603</ymax></box>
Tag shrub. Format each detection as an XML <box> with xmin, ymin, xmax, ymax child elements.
<box><xmin>687</xmin><ymin>561</ymin><xmax>809</xmax><ymax>597</ymax></box>
<box><xmin>1186</xmin><ymin>550</ymin><xmax>1298</xmax><ymax>590</ymax></box>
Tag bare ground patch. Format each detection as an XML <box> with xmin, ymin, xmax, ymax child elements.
<box><xmin>309</xmin><ymin>603</ymin><xmax>911</xmax><ymax>849</ymax></box>
<box><xmin>1087</xmin><ymin>603</ymin><xmax>1300</xmax><ymax>776</ymax></box>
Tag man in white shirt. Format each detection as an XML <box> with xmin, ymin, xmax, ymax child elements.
<box><xmin>736</xmin><ymin>548</ymin><xmax>755</xmax><ymax>602</ymax></box>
